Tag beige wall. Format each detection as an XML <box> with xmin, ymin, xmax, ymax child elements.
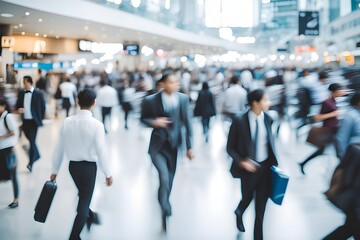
<box><xmin>2</xmin><ymin>36</ymin><xmax>79</xmax><ymax>54</ymax></box>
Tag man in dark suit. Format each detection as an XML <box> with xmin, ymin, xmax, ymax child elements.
<box><xmin>227</xmin><ymin>89</ymin><xmax>278</xmax><ymax>240</ymax></box>
<box><xmin>16</xmin><ymin>76</ymin><xmax>46</xmax><ymax>172</ymax></box>
<box><xmin>141</xmin><ymin>73</ymin><xmax>194</xmax><ymax>232</ymax></box>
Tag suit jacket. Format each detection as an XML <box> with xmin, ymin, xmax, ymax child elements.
<box><xmin>141</xmin><ymin>92</ymin><xmax>192</xmax><ymax>157</ymax></box>
<box><xmin>194</xmin><ymin>90</ymin><xmax>216</xmax><ymax>118</ymax></box>
<box><xmin>226</xmin><ymin>111</ymin><xmax>278</xmax><ymax>178</ymax></box>
<box><xmin>16</xmin><ymin>89</ymin><xmax>46</xmax><ymax>127</ymax></box>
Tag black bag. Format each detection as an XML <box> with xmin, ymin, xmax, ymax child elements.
<box><xmin>34</xmin><ymin>181</ymin><xmax>57</xmax><ymax>223</ymax></box>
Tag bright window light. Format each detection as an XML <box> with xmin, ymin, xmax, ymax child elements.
<box><xmin>205</xmin><ymin>0</ymin><xmax>255</xmax><ymax>27</ymax></box>
<box><xmin>141</xmin><ymin>46</ymin><xmax>154</xmax><ymax>56</ymax></box>
<box><xmin>165</xmin><ymin>0</ymin><xmax>170</xmax><ymax>10</ymax></box>
<box><xmin>132</xmin><ymin>0</ymin><xmax>141</xmax><ymax>8</ymax></box>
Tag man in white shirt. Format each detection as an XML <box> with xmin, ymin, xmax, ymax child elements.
<box><xmin>223</xmin><ymin>76</ymin><xmax>248</xmax><ymax>121</ymax></box>
<box><xmin>96</xmin><ymin>80</ymin><xmax>119</xmax><ymax>132</ymax></box>
<box><xmin>60</xmin><ymin>78</ymin><xmax>77</xmax><ymax>117</ymax></box>
<box><xmin>50</xmin><ymin>88</ymin><xmax>113</xmax><ymax>240</ymax></box>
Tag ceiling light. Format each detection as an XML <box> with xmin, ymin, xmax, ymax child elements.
<box><xmin>43</xmin><ymin>34</ymin><xmax>47</xmax><ymax>38</ymax></box>
<box><xmin>56</xmin><ymin>35</ymin><xmax>60</xmax><ymax>39</ymax></box>
<box><xmin>21</xmin><ymin>32</ymin><xmax>25</xmax><ymax>35</ymax></box>
<box><xmin>14</xmin><ymin>25</ymin><xmax>19</xmax><ymax>29</ymax></box>
<box><xmin>114</xmin><ymin>0</ymin><xmax>122</xmax><ymax>4</ymax></box>
<box><xmin>84</xmin><ymin>26</ymin><xmax>89</xmax><ymax>31</ymax></box>
<box><xmin>131</xmin><ymin>0</ymin><xmax>141</xmax><ymax>8</ymax></box>
<box><xmin>19</xmin><ymin>24</ymin><xmax>23</xmax><ymax>27</ymax></box>
<box><xmin>262</xmin><ymin>0</ymin><xmax>270</xmax><ymax>3</ymax></box>
<box><xmin>25</xmin><ymin>12</ymin><xmax>30</xmax><ymax>16</ymax></box>
<box><xmin>1</xmin><ymin>13</ymin><xmax>14</xmax><ymax>17</ymax></box>
<box><xmin>35</xmin><ymin>33</ymin><xmax>39</xmax><ymax>36</ymax></box>
<box><xmin>236</xmin><ymin>36</ymin><xmax>256</xmax><ymax>44</ymax></box>
<box><xmin>38</xmin><ymin>18</ymin><xmax>43</xmax><ymax>22</ymax></box>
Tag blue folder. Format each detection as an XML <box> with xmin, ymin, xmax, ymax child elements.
<box><xmin>270</xmin><ymin>166</ymin><xmax>289</xmax><ymax>205</ymax></box>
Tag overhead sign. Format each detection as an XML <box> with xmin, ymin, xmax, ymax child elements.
<box><xmin>299</xmin><ymin>11</ymin><xmax>319</xmax><ymax>36</ymax></box>
<box><xmin>1</xmin><ymin>36</ymin><xmax>15</xmax><ymax>48</ymax></box>
<box><xmin>79</xmin><ymin>40</ymin><xmax>123</xmax><ymax>54</ymax></box>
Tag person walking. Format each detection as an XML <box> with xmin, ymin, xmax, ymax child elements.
<box><xmin>227</xmin><ymin>89</ymin><xmax>278</xmax><ymax>240</ymax></box>
<box><xmin>141</xmin><ymin>73</ymin><xmax>194</xmax><ymax>232</ymax></box>
<box><xmin>50</xmin><ymin>88</ymin><xmax>113</xmax><ymax>240</ymax></box>
<box><xmin>16</xmin><ymin>76</ymin><xmax>45</xmax><ymax>172</ymax></box>
<box><xmin>194</xmin><ymin>82</ymin><xmax>216</xmax><ymax>142</ymax></box>
<box><xmin>0</xmin><ymin>99</ymin><xmax>20</xmax><ymax>208</ymax></box>
<box><xmin>299</xmin><ymin>83</ymin><xmax>346</xmax><ymax>175</ymax></box>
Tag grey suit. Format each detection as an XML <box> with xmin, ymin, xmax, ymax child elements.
<box><xmin>141</xmin><ymin>92</ymin><xmax>192</xmax><ymax>215</ymax></box>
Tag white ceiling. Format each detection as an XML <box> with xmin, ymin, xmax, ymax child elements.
<box><xmin>0</xmin><ymin>0</ymin><xmax>227</xmax><ymax>55</ymax></box>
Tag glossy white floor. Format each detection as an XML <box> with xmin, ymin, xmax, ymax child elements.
<box><xmin>0</xmin><ymin>106</ymin><xmax>346</xmax><ymax>240</ymax></box>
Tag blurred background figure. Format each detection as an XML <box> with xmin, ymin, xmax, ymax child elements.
<box><xmin>0</xmin><ymin>98</ymin><xmax>20</xmax><ymax>208</ymax></box>
<box><xmin>194</xmin><ymin>82</ymin><xmax>216</xmax><ymax>142</ymax></box>
<box><xmin>119</xmin><ymin>80</ymin><xmax>135</xmax><ymax>130</ymax></box>
<box><xmin>299</xmin><ymin>83</ymin><xmax>346</xmax><ymax>175</ymax></box>
<box><xmin>222</xmin><ymin>76</ymin><xmax>248</xmax><ymax>121</ymax></box>
<box><xmin>96</xmin><ymin>80</ymin><xmax>119</xmax><ymax>133</ymax></box>
<box><xmin>60</xmin><ymin>78</ymin><xmax>77</xmax><ymax>117</ymax></box>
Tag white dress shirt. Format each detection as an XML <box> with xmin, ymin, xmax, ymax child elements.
<box><xmin>24</xmin><ymin>87</ymin><xmax>34</xmax><ymax>119</ymax></box>
<box><xmin>97</xmin><ymin>86</ymin><xmax>119</xmax><ymax>107</ymax></box>
<box><xmin>60</xmin><ymin>82</ymin><xmax>77</xmax><ymax>105</ymax></box>
<box><xmin>223</xmin><ymin>84</ymin><xmax>247</xmax><ymax>114</ymax></box>
<box><xmin>161</xmin><ymin>92</ymin><xmax>179</xmax><ymax>112</ymax></box>
<box><xmin>52</xmin><ymin>110</ymin><xmax>111</xmax><ymax>177</ymax></box>
<box><xmin>248</xmin><ymin>111</ymin><xmax>268</xmax><ymax>162</ymax></box>
<box><xmin>0</xmin><ymin>111</ymin><xmax>19</xmax><ymax>150</ymax></box>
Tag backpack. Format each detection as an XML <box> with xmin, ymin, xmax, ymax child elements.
<box><xmin>3</xmin><ymin>113</ymin><xmax>10</xmax><ymax>132</ymax></box>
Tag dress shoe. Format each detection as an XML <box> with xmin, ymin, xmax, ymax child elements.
<box><xmin>87</xmin><ymin>212</ymin><xmax>100</xmax><ymax>231</ymax></box>
<box><xmin>235</xmin><ymin>210</ymin><xmax>245</xmax><ymax>232</ymax></box>
<box><xmin>8</xmin><ymin>202</ymin><xmax>19</xmax><ymax>208</ymax></box>
<box><xmin>161</xmin><ymin>213</ymin><xmax>167</xmax><ymax>232</ymax></box>
<box><xmin>299</xmin><ymin>163</ymin><xmax>305</xmax><ymax>175</ymax></box>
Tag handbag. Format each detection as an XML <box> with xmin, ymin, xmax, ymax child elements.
<box><xmin>306</xmin><ymin>126</ymin><xmax>334</xmax><ymax>147</ymax></box>
<box><xmin>324</xmin><ymin>166</ymin><xmax>356</xmax><ymax>212</ymax></box>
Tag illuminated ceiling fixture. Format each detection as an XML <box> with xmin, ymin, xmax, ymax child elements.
<box><xmin>262</xmin><ymin>0</ymin><xmax>270</xmax><ymax>3</ymax></box>
<box><xmin>1</xmin><ymin>13</ymin><xmax>14</xmax><ymax>17</ymax></box>
<box><xmin>21</xmin><ymin>32</ymin><xmax>25</xmax><ymax>35</ymax></box>
<box><xmin>25</xmin><ymin>12</ymin><xmax>30</xmax><ymax>16</ymax></box>
<box><xmin>38</xmin><ymin>18</ymin><xmax>43</xmax><ymax>22</ymax></box>
<box><xmin>43</xmin><ymin>34</ymin><xmax>47</xmax><ymax>38</ymax></box>
<box><xmin>14</xmin><ymin>25</ymin><xmax>19</xmax><ymax>29</ymax></box>
<box><xmin>19</xmin><ymin>24</ymin><xmax>23</xmax><ymax>27</ymax></box>
<box><xmin>219</xmin><ymin>27</ymin><xmax>235</xmax><ymax>41</ymax></box>
<box><xmin>35</xmin><ymin>33</ymin><xmax>39</xmax><ymax>36</ymax></box>
<box><xmin>131</xmin><ymin>0</ymin><xmax>141</xmax><ymax>8</ymax></box>
<box><xmin>84</xmin><ymin>26</ymin><xmax>89</xmax><ymax>31</ymax></box>
<box><xmin>165</xmin><ymin>0</ymin><xmax>170</xmax><ymax>10</ymax></box>
<box><xmin>114</xmin><ymin>0</ymin><xmax>122</xmax><ymax>4</ymax></box>
<box><xmin>56</xmin><ymin>35</ymin><xmax>60</xmax><ymax>39</ymax></box>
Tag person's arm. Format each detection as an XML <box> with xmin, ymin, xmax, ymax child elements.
<box><xmin>336</xmin><ymin>115</ymin><xmax>354</xmax><ymax>159</ymax></box>
<box><xmin>50</xmin><ymin>124</ymin><xmax>65</xmax><ymax>180</ymax></box>
<box><xmin>182</xmin><ymin>96</ymin><xmax>193</xmax><ymax>159</ymax></box>
<box><xmin>140</xmin><ymin>97</ymin><xmax>171</xmax><ymax>128</ymax></box>
<box><xmin>38</xmin><ymin>91</ymin><xmax>46</xmax><ymax>120</ymax></box>
<box><xmin>95</xmin><ymin>125</ymin><xmax>113</xmax><ymax>185</ymax></box>
<box><xmin>313</xmin><ymin>111</ymin><xmax>338</xmax><ymax>122</ymax></box>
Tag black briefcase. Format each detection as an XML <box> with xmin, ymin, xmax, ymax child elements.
<box><xmin>34</xmin><ymin>180</ymin><xmax>57</xmax><ymax>223</ymax></box>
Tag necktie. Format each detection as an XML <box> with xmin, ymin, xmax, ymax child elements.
<box><xmin>253</xmin><ymin>119</ymin><xmax>259</xmax><ymax>161</ymax></box>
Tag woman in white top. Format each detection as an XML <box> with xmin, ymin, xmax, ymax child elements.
<box><xmin>0</xmin><ymin>99</ymin><xmax>19</xmax><ymax>208</ymax></box>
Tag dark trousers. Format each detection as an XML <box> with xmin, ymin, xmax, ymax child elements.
<box><xmin>201</xmin><ymin>117</ymin><xmax>210</xmax><ymax>135</ymax></box>
<box><xmin>300</xmin><ymin>146</ymin><xmax>326</xmax><ymax>167</ymax></box>
<box><xmin>323</xmin><ymin>212</ymin><xmax>360</xmax><ymax>240</ymax></box>
<box><xmin>62</xmin><ymin>98</ymin><xmax>71</xmax><ymax>117</ymax></box>
<box><xmin>101</xmin><ymin>107</ymin><xmax>112</xmax><ymax>131</ymax></box>
<box><xmin>122</xmin><ymin>102</ymin><xmax>132</xmax><ymax>128</ymax></box>
<box><xmin>22</xmin><ymin>120</ymin><xmax>40</xmax><ymax>167</ymax></box>
<box><xmin>236</xmin><ymin>160</ymin><xmax>272</xmax><ymax>240</ymax></box>
<box><xmin>151</xmin><ymin>142</ymin><xmax>178</xmax><ymax>216</ymax></box>
<box><xmin>69</xmin><ymin>161</ymin><xmax>97</xmax><ymax>240</ymax></box>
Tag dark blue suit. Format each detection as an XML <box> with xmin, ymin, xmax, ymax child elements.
<box><xmin>16</xmin><ymin>89</ymin><xmax>45</xmax><ymax>168</ymax></box>
<box><xmin>227</xmin><ymin>111</ymin><xmax>277</xmax><ymax>240</ymax></box>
